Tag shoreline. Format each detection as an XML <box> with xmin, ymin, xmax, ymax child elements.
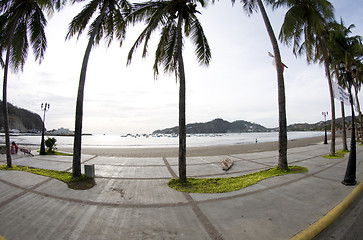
<box><xmin>56</xmin><ymin>135</ymin><xmax>326</xmax><ymax>158</ymax></box>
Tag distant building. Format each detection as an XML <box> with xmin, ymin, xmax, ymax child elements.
<box><xmin>50</xmin><ymin>128</ymin><xmax>74</xmax><ymax>136</ymax></box>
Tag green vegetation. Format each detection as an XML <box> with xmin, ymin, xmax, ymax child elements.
<box><xmin>46</xmin><ymin>151</ymin><xmax>73</xmax><ymax>156</ymax></box>
<box><xmin>0</xmin><ymin>165</ymin><xmax>94</xmax><ymax>190</ymax></box>
<box><xmin>36</xmin><ymin>150</ymin><xmax>73</xmax><ymax>156</ymax></box>
<box><xmin>168</xmin><ymin>166</ymin><xmax>307</xmax><ymax>193</ymax></box>
<box><xmin>323</xmin><ymin>149</ymin><xmax>349</xmax><ymax>159</ymax></box>
<box><xmin>45</xmin><ymin>137</ymin><xmax>57</xmax><ymax>153</ymax></box>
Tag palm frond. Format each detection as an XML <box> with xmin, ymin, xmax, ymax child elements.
<box><xmin>89</xmin><ymin>14</ymin><xmax>104</xmax><ymax>46</ymax></box>
<box><xmin>66</xmin><ymin>0</ymin><xmax>99</xmax><ymax>40</ymax></box>
<box><xmin>128</xmin><ymin>0</ymin><xmax>210</xmax><ymax>79</ymax></box>
<box><xmin>51</xmin><ymin>0</ymin><xmax>68</xmax><ymax>11</ymax></box>
<box><xmin>127</xmin><ymin>2</ymin><xmax>169</xmax><ymax>65</ymax></box>
<box><xmin>188</xmin><ymin>16</ymin><xmax>211</xmax><ymax>65</ymax></box>
<box><xmin>37</xmin><ymin>0</ymin><xmax>56</xmax><ymax>16</ymax></box>
<box><xmin>104</xmin><ymin>10</ymin><xmax>115</xmax><ymax>47</ymax></box>
<box><xmin>241</xmin><ymin>0</ymin><xmax>258</xmax><ymax>16</ymax></box>
<box><xmin>127</xmin><ymin>1</ymin><xmax>165</xmax><ymax>25</ymax></box>
<box><xmin>0</xmin><ymin>0</ymin><xmax>13</xmax><ymax>13</ymax></box>
<box><xmin>127</xmin><ymin>26</ymin><xmax>150</xmax><ymax>65</ymax></box>
<box><xmin>114</xmin><ymin>7</ymin><xmax>127</xmax><ymax>46</ymax></box>
<box><xmin>154</xmin><ymin>20</ymin><xmax>178</xmax><ymax>76</ymax></box>
<box><xmin>30</xmin><ymin>4</ymin><xmax>47</xmax><ymax>62</ymax></box>
<box><xmin>10</xmin><ymin>19</ymin><xmax>28</xmax><ymax>72</ymax></box>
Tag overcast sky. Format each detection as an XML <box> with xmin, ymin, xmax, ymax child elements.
<box><xmin>3</xmin><ymin>0</ymin><xmax>363</xmax><ymax>134</ymax></box>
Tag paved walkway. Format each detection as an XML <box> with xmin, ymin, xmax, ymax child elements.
<box><xmin>0</xmin><ymin>140</ymin><xmax>362</xmax><ymax>240</ymax></box>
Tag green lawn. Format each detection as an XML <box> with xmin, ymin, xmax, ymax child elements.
<box><xmin>323</xmin><ymin>149</ymin><xmax>349</xmax><ymax>159</ymax></box>
<box><xmin>0</xmin><ymin>165</ymin><xmax>94</xmax><ymax>190</ymax></box>
<box><xmin>168</xmin><ymin>166</ymin><xmax>308</xmax><ymax>193</ymax></box>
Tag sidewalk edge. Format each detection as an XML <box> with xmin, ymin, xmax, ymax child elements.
<box><xmin>290</xmin><ymin>180</ymin><xmax>363</xmax><ymax>240</ymax></box>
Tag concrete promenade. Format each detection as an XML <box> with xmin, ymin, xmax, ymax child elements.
<box><xmin>0</xmin><ymin>140</ymin><xmax>362</xmax><ymax>240</ymax></box>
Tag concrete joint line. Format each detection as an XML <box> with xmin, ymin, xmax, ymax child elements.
<box><xmin>183</xmin><ymin>192</ymin><xmax>224</xmax><ymax>240</ymax></box>
<box><xmin>81</xmin><ymin>155</ymin><xmax>98</xmax><ymax>164</ymax></box>
<box><xmin>162</xmin><ymin>157</ymin><xmax>178</xmax><ymax>178</ymax></box>
<box><xmin>163</xmin><ymin>157</ymin><xmax>224</xmax><ymax>239</ymax></box>
<box><xmin>63</xmin><ymin>155</ymin><xmax>98</xmax><ymax>172</ymax></box>
<box><xmin>0</xmin><ymin>177</ymin><xmax>52</xmax><ymax>208</ymax></box>
<box><xmin>228</xmin><ymin>155</ymin><xmax>271</xmax><ymax>167</ymax></box>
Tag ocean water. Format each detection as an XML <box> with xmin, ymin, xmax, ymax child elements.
<box><xmin>4</xmin><ymin>131</ymin><xmax>325</xmax><ymax>149</ymax></box>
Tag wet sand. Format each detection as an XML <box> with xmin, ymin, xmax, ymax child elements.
<box><xmin>57</xmin><ymin>135</ymin><xmax>326</xmax><ymax>158</ymax></box>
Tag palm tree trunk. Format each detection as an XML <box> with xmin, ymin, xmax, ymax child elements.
<box><xmin>320</xmin><ymin>39</ymin><xmax>335</xmax><ymax>156</ymax></box>
<box><xmin>2</xmin><ymin>46</ymin><xmax>12</xmax><ymax>167</ymax></box>
<box><xmin>72</xmin><ymin>9</ymin><xmax>106</xmax><ymax>179</ymax></box>
<box><xmin>2</xmin><ymin>17</ymin><xmax>19</xmax><ymax>168</ymax></box>
<box><xmin>177</xmin><ymin>14</ymin><xmax>187</xmax><ymax>183</ymax></box>
<box><xmin>353</xmin><ymin>86</ymin><xmax>362</xmax><ymax>142</ymax></box>
<box><xmin>256</xmin><ymin>0</ymin><xmax>288</xmax><ymax>169</ymax></box>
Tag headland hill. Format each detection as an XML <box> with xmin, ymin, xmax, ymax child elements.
<box><xmin>152</xmin><ymin>117</ymin><xmax>351</xmax><ymax>135</ymax></box>
<box><xmin>0</xmin><ymin>102</ymin><xmax>352</xmax><ymax>136</ymax></box>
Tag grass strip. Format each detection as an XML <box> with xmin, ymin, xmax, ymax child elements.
<box><xmin>168</xmin><ymin>166</ymin><xmax>307</xmax><ymax>193</ymax></box>
<box><xmin>36</xmin><ymin>150</ymin><xmax>73</xmax><ymax>156</ymax></box>
<box><xmin>0</xmin><ymin>165</ymin><xmax>94</xmax><ymax>190</ymax></box>
<box><xmin>323</xmin><ymin>149</ymin><xmax>349</xmax><ymax>159</ymax></box>
<box><xmin>46</xmin><ymin>151</ymin><xmax>73</xmax><ymax>156</ymax></box>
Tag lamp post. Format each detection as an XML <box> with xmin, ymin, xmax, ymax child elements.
<box><xmin>322</xmin><ymin>111</ymin><xmax>328</xmax><ymax>144</ymax></box>
<box><xmin>40</xmin><ymin>102</ymin><xmax>50</xmax><ymax>155</ymax></box>
<box><xmin>339</xmin><ymin>62</ymin><xmax>357</xmax><ymax>186</ymax></box>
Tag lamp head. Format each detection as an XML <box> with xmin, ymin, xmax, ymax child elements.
<box><xmin>352</xmin><ymin>63</ymin><xmax>357</xmax><ymax>73</ymax></box>
<box><xmin>340</xmin><ymin>61</ymin><xmax>346</xmax><ymax>69</ymax></box>
<box><xmin>339</xmin><ymin>61</ymin><xmax>346</xmax><ymax>75</ymax></box>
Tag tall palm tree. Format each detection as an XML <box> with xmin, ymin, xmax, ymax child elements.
<box><xmin>66</xmin><ymin>0</ymin><xmax>130</xmax><ymax>178</ymax></box>
<box><xmin>349</xmin><ymin>41</ymin><xmax>363</xmax><ymax>141</ymax></box>
<box><xmin>127</xmin><ymin>0</ymin><xmax>211</xmax><ymax>183</ymax></box>
<box><xmin>326</xmin><ymin>20</ymin><xmax>352</xmax><ymax>151</ymax></box>
<box><xmin>231</xmin><ymin>0</ymin><xmax>288</xmax><ymax>169</ymax></box>
<box><xmin>0</xmin><ymin>0</ymin><xmax>57</xmax><ymax>167</ymax></box>
<box><xmin>328</xmin><ymin>20</ymin><xmax>363</xmax><ymax>143</ymax></box>
<box><xmin>274</xmin><ymin>0</ymin><xmax>336</xmax><ymax>156</ymax></box>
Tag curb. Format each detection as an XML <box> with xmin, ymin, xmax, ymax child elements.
<box><xmin>290</xmin><ymin>180</ymin><xmax>363</xmax><ymax>240</ymax></box>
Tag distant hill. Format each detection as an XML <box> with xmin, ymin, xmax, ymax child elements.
<box><xmin>153</xmin><ymin>117</ymin><xmax>354</xmax><ymax>134</ymax></box>
<box><xmin>284</xmin><ymin>116</ymin><xmax>353</xmax><ymax>132</ymax></box>
<box><xmin>152</xmin><ymin>118</ymin><xmax>268</xmax><ymax>134</ymax></box>
<box><xmin>0</xmin><ymin>102</ymin><xmax>43</xmax><ymax>132</ymax></box>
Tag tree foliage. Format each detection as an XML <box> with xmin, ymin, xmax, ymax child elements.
<box><xmin>127</xmin><ymin>0</ymin><xmax>211</xmax><ymax>182</ymax></box>
<box><xmin>45</xmin><ymin>137</ymin><xmax>57</xmax><ymax>153</ymax></box>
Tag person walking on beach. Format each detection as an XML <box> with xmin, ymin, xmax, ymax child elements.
<box><xmin>10</xmin><ymin>142</ymin><xmax>18</xmax><ymax>154</ymax></box>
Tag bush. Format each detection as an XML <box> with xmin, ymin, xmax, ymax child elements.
<box><xmin>45</xmin><ymin>137</ymin><xmax>57</xmax><ymax>153</ymax></box>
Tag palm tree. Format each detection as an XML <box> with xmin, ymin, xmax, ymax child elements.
<box><xmin>127</xmin><ymin>0</ymin><xmax>211</xmax><ymax>183</ymax></box>
<box><xmin>328</xmin><ymin>20</ymin><xmax>363</xmax><ymax>144</ymax></box>
<box><xmin>326</xmin><ymin>20</ymin><xmax>352</xmax><ymax>151</ymax></box>
<box><xmin>0</xmin><ymin>0</ymin><xmax>57</xmax><ymax>167</ymax></box>
<box><xmin>349</xmin><ymin>41</ymin><xmax>363</xmax><ymax>142</ymax></box>
<box><xmin>231</xmin><ymin>0</ymin><xmax>288</xmax><ymax>169</ymax></box>
<box><xmin>275</xmin><ymin>0</ymin><xmax>336</xmax><ymax>156</ymax></box>
<box><xmin>66</xmin><ymin>0</ymin><xmax>130</xmax><ymax>178</ymax></box>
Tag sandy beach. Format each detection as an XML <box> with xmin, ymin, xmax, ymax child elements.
<box><xmin>56</xmin><ymin>135</ymin><xmax>326</xmax><ymax>158</ymax></box>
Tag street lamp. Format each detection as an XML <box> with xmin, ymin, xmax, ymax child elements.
<box><xmin>339</xmin><ymin>62</ymin><xmax>357</xmax><ymax>186</ymax></box>
<box><xmin>40</xmin><ymin>102</ymin><xmax>50</xmax><ymax>155</ymax></box>
<box><xmin>322</xmin><ymin>111</ymin><xmax>328</xmax><ymax>144</ymax></box>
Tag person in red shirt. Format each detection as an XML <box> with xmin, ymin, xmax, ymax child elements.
<box><xmin>11</xmin><ymin>141</ymin><xmax>18</xmax><ymax>154</ymax></box>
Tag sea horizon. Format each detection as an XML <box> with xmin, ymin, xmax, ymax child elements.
<box><xmin>3</xmin><ymin>131</ymin><xmax>326</xmax><ymax>149</ymax></box>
